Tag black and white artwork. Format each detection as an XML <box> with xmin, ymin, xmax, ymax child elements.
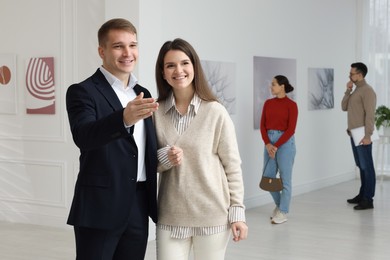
<box><xmin>253</xmin><ymin>56</ymin><xmax>297</xmax><ymax>129</ymax></box>
<box><xmin>308</xmin><ymin>68</ymin><xmax>334</xmax><ymax>110</ymax></box>
<box><xmin>201</xmin><ymin>60</ymin><xmax>236</xmax><ymax>115</ymax></box>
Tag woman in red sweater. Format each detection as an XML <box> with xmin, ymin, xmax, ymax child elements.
<box><xmin>260</xmin><ymin>75</ymin><xmax>298</xmax><ymax>224</ymax></box>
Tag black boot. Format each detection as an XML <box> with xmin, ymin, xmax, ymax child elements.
<box><xmin>347</xmin><ymin>195</ymin><xmax>361</xmax><ymax>204</ymax></box>
<box><xmin>354</xmin><ymin>199</ymin><xmax>374</xmax><ymax>210</ymax></box>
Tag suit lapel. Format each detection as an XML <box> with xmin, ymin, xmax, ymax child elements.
<box><xmin>133</xmin><ymin>84</ymin><xmax>142</xmax><ymax>96</ymax></box>
<box><xmin>92</xmin><ymin>69</ymin><xmax>123</xmax><ymax>111</ymax></box>
<box><xmin>133</xmin><ymin>84</ymin><xmax>155</xmax><ymax>148</ymax></box>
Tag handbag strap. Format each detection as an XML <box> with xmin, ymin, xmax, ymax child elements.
<box><xmin>262</xmin><ymin>153</ymin><xmax>279</xmax><ymax>177</ymax></box>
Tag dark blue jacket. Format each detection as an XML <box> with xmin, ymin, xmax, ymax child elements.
<box><xmin>66</xmin><ymin>69</ymin><xmax>157</xmax><ymax>230</ymax></box>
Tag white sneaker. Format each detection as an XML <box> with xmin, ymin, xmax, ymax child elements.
<box><xmin>271</xmin><ymin>211</ymin><xmax>287</xmax><ymax>224</ymax></box>
<box><xmin>270</xmin><ymin>206</ymin><xmax>279</xmax><ymax>219</ymax></box>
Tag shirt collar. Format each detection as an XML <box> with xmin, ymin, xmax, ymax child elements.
<box><xmin>99</xmin><ymin>66</ymin><xmax>138</xmax><ymax>90</ymax></box>
<box><xmin>164</xmin><ymin>92</ymin><xmax>202</xmax><ymax>114</ymax></box>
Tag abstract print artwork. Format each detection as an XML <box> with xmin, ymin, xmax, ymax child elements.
<box><xmin>0</xmin><ymin>53</ymin><xmax>17</xmax><ymax>114</ymax></box>
<box><xmin>253</xmin><ymin>56</ymin><xmax>296</xmax><ymax>129</ymax></box>
<box><xmin>25</xmin><ymin>57</ymin><xmax>56</xmax><ymax>114</ymax></box>
<box><xmin>308</xmin><ymin>68</ymin><xmax>334</xmax><ymax>110</ymax></box>
<box><xmin>201</xmin><ymin>60</ymin><xmax>236</xmax><ymax>115</ymax></box>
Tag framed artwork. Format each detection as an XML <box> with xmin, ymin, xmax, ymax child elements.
<box><xmin>201</xmin><ymin>60</ymin><xmax>236</xmax><ymax>115</ymax></box>
<box><xmin>0</xmin><ymin>53</ymin><xmax>17</xmax><ymax>114</ymax></box>
<box><xmin>25</xmin><ymin>57</ymin><xmax>56</xmax><ymax>114</ymax></box>
<box><xmin>308</xmin><ymin>68</ymin><xmax>334</xmax><ymax>110</ymax></box>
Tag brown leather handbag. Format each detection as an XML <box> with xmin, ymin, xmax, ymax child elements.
<box><xmin>259</xmin><ymin>176</ymin><xmax>283</xmax><ymax>192</ymax></box>
<box><xmin>259</xmin><ymin>157</ymin><xmax>283</xmax><ymax>192</ymax></box>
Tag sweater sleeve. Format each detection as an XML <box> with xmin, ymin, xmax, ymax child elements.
<box><xmin>217</xmin><ymin>109</ymin><xmax>245</xmax><ymax>211</ymax></box>
<box><xmin>260</xmin><ymin>101</ymin><xmax>271</xmax><ymax>144</ymax></box>
<box><xmin>341</xmin><ymin>89</ymin><xmax>352</xmax><ymax>111</ymax></box>
<box><xmin>229</xmin><ymin>206</ymin><xmax>246</xmax><ymax>223</ymax></box>
<box><xmin>363</xmin><ymin>88</ymin><xmax>377</xmax><ymax>138</ymax></box>
<box><xmin>274</xmin><ymin>101</ymin><xmax>298</xmax><ymax>148</ymax></box>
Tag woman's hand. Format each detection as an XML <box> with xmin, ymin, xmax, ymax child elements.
<box><xmin>167</xmin><ymin>146</ymin><xmax>183</xmax><ymax>166</ymax></box>
<box><xmin>266</xmin><ymin>143</ymin><xmax>278</xmax><ymax>159</ymax></box>
<box><xmin>231</xmin><ymin>221</ymin><xmax>248</xmax><ymax>242</ymax></box>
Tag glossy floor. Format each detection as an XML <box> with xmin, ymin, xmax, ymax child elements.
<box><xmin>1</xmin><ymin>179</ymin><xmax>389</xmax><ymax>260</ymax></box>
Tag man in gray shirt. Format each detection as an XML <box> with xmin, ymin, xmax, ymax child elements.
<box><xmin>341</xmin><ymin>62</ymin><xmax>376</xmax><ymax>210</ymax></box>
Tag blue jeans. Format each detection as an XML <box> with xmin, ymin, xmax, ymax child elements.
<box><xmin>263</xmin><ymin>130</ymin><xmax>296</xmax><ymax>214</ymax></box>
<box><xmin>350</xmin><ymin>138</ymin><xmax>376</xmax><ymax>201</ymax></box>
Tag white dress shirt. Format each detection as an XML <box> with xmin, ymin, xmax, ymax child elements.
<box><xmin>100</xmin><ymin>66</ymin><xmax>146</xmax><ymax>181</ymax></box>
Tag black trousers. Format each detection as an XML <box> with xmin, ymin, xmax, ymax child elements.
<box><xmin>74</xmin><ymin>184</ymin><xmax>149</xmax><ymax>260</ymax></box>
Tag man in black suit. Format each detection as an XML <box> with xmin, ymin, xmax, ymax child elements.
<box><xmin>66</xmin><ymin>18</ymin><xmax>159</xmax><ymax>260</ymax></box>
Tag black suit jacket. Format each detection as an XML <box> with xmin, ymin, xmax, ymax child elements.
<box><xmin>66</xmin><ymin>69</ymin><xmax>157</xmax><ymax>230</ymax></box>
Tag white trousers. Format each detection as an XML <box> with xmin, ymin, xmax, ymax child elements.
<box><xmin>156</xmin><ymin>228</ymin><xmax>230</xmax><ymax>260</ymax></box>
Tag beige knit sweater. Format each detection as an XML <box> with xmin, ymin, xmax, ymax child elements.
<box><xmin>154</xmin><ymin>100</ymin><xmax>245</xmax><ymax>227</ymax></box>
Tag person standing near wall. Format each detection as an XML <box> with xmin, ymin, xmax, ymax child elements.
<box><xmin>66</xmin><ymin>18</ymin><xmax>159</xmax><ymax>259</ymax></box>
<box><xmin>153</xmin><ymin>38</ymin><xmax>248</xmax><ymax>260</ymax></box>
<box><xmin>342</xmin><ymin>62</ymin><xmax>377</xmax><ymax>210</ymax></box>
<box><xmin>260</xmin><ymin>75</ymin><xmax>298</xmax><ymax>224</ymax></box>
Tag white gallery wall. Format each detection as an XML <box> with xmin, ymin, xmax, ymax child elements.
<box><xmin>0</xmin><ymin>0</ymin><xmax>361</xmax><ymax>229</ymax></box>
<box><xmin>136</xmin><ymin>0</ymin><xmax>363</xmax><ymax>209</ymax></box>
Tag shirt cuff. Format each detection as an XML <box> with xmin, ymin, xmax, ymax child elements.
<box><xmin>228</xmin><ymin>206</ymin><xmax>246</xmax><ymax>223</ymax></box>
<box><xmin>157</xmin><ymin>146</ymin><xmax>173</xmax><ymax>168</ymax></box>
<box><xmin>123</xmin><ymin>122</ymin><xmax>133</xmax><ymax>132</ymax></box>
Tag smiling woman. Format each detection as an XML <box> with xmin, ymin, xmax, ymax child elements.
<box><xmin>163</xmin><ymin>50</ymin><xmax>194</xmax><ymax>91</ymax></box>
<box><xmin>153</xmin><ymin>38</ymin><xmax>248</xmax><ymax>260</ymax></box>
